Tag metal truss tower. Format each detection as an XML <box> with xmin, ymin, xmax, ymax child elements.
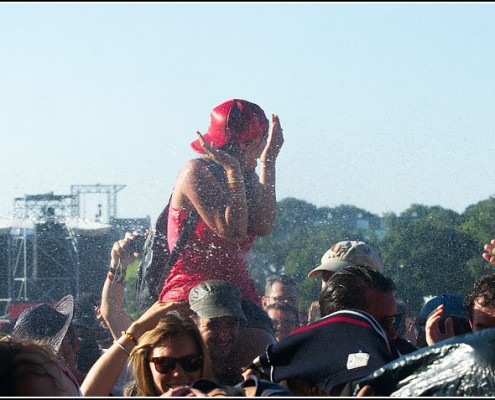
<box><xmin>70</xmin><ymin>184</ymin><xmax>126</xmax><ymax>223</ymax></box>
<box><xmin>8</xmin><ymin>193</ymin><xmax>80</xmax><ymax>304</ymax></box>
<box><xmin>5</xmin><ymin>184</ymin><xmax>125</xmax><ymax>307</ymax></box>
<box><xmin>13</xmin><ymin>192</ymin><xmax>77</xmax><ymax>220</ymax></box>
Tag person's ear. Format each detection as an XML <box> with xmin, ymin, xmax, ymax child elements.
<box><xmin>261</xmin><ymin>296</ymin><xmax>268</xmax><ymax>309</ymax></box>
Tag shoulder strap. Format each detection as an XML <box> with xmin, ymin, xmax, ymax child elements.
<box><xmin>166</xmin><ymin>207</ymin><xmax>199</xmax><ymax>269</ymax></box>
<box><xmin>196</xmin><ymin>157</ymin><xmax>227</xmax><ymax>183</ymax></box>
<box><xmin>154</xmin><ymin>195</ymin><xmax>201</xmax><ymax>290</ymax></box>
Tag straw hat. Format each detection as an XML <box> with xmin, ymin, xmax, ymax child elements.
<box><xmin>12</xmin><ymin>294</ymin><xmax>74</xmax><ymax>353</ymax></box>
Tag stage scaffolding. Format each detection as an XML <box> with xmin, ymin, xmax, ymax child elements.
<box><xmin>0</xmin><ymin>185</ymin><xmax>127</xmax><ymax>321</ymax></box>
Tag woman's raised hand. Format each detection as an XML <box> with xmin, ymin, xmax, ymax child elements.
<box><xmin>261</xmin><ymin>114</ymin><xmax>284</xmax><ymax>163</ymax></box>
<box><xmin>130</xmin><ymin>301</ymin><xmax>191</xmax><ymax>338</ymax></box>
<box><xmin>110</xmin><ymin>230</ymin><xmax>143</xmax><ymax>270</ymax></box>
<box><xmin>195</xmin><ymin>131</ymin><xmax>240</xmax><ymax>172</ymax></box>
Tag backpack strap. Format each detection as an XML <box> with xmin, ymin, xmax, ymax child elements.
<box><xmin>196</xmin><ymin>156</ymin><xmax>227</xmax><ymax>183</ymax></box>
<box><xmin>154</xmin><ymin>199</ymin><xmax>199</xmax><ymax>289</ymax></box>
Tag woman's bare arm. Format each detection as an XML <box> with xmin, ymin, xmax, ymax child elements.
<box><xmin>172</xmin><ymin>137</ymin><xmax>250</xmax><ymax>243</ymax></box>
<box><xmin>82</xmin><ymin>301</ymin><xmax>190</xmax><ymax>396</ymax></box>
<box><xmin>249</xmin><ymin>114</ymin><xmax>284</xmax><ymax>236</ymax></box>
<box><xmin>100</xmin><ymin>232</ymin><xmax>138</xmax><ymax>339</ymax></box>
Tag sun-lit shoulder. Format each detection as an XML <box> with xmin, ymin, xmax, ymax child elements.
<box><xmin>179</xmin><ymin>158</ymin><xmax>211</xmax><ymax>178</ymax></box>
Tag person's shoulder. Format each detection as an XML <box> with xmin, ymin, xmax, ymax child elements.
<box><xmin>180</xmin><ymin>157</ymin><xmax>224</xmax><ymax>180</ymax></box>
<box><xmin>175</xmin><ymin>159</ymin><xmax>222</xmax><ymax>193</ymax></box>
<box><xmin>177</xmin><ymin>158</ymin><xmax>207</xmax><ymax>178</ymax></box>
<box><xmin>181</xmin><ymin>157</ymin><xmax>214</xmax><ymax>171</ymax></box>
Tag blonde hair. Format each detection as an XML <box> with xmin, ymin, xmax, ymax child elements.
<box><xmin>124</xmin><ymin>311</ymin><xmax>213</xmax><ymax>396</ymax></box>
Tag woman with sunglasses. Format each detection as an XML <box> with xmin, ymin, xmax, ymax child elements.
<box><xmin>159</xmin><ymin>99</ymin><xmax>284</xmax><ymax>370</ymax></box>
<box><xmin>81</xmin><ymin>301</ymin><xmax>213</xmax><ymax>396</ymax></box>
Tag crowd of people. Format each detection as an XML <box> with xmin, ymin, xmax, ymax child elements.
<box><xmin>2</xmin><ymin>98</ymin><xmax>495</xmax><ymax>397</ymax></box>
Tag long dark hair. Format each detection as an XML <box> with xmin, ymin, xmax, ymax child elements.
<box><xmin>319</xmin><ymin>265</ymin><xmax>396</xmax><ymax>317</ymax></box>
<box><xmin>199</xmin><ymin>153</ymin><xmax>260</xmax><ymax>234</ymax></box>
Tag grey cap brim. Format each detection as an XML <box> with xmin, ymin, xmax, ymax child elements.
<box><xmin>192</xmin><ymin>306</ymin><xmax>246</xmax><ymax>320</ymax></box>
<box><xmin>307</xmin><ymin>260</ymin><xmax>352</xmax><ymax>279</ymax></box>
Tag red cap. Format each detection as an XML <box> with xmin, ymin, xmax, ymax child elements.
<box><xmin>191</xmin><ymin>99</ymin><xmax>269</xmax><ymax>154</ymax></box>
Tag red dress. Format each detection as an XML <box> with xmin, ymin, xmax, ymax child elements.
<box><xmin>158</xmin><ymin>205</ymin><xmax>261</xmax><ymax>304</ymax></box>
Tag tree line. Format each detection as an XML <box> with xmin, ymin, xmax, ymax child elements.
<box><xmin>247</xmin><ymin>196</ymin><xmax>495</xmax><ymax>317</ymax></box>
<box><xmin>124</xmin><ymin>196</ymin><xmax>495</xmax><ymax>319</ymax></box>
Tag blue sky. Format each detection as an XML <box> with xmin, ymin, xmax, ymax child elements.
<box><xmin>1</xmin><ymin>2</ymin><xmax>495</xmax><ymax>224</ymax></box>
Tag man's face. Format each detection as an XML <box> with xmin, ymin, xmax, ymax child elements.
<box><xmin>364</xmin><ymin>289</ymin><xmax>398</xmax><ymax>340</ymax></box>
<box><xmin>320</xmin><ymin>271</ymin><xmax>334</xmax><ymax>290</ymax></box>
<box><xmin>267</xmin><ymin>308</ymin><xmax>298</xmax><ymax>341</ymax></box>
<box><xmin>196</xmin><ymin>316</ymin><xmax>240</xmax><ymax>361</ymax></box>
<box><xmin>471</xmin><ymin>298</ymin><xmax>495</xmax><ymax>332</ymax></box>
<box><xmin>262</xmin><ymin>282</ymin><xmax>299</xmax><ymax>309</ymax></box>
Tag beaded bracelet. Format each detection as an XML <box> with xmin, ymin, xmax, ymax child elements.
<box><xmin>121</xmin><ymin>330</ymin><xmax>138</xmax><ymax>346</ymax></box>
<box><xmin>227</xmin><ymin>180</ymin><xmax>244</xmax><ymax>189</ymax></box>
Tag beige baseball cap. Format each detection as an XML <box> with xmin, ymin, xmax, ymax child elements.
<box><xmin>307</xmin><ymin>241</ymin><xmax>383</xmax><ymax>279</ymax></box>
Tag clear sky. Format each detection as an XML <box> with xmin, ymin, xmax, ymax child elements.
<box><xmin>1</xmin><ymin>2</ymin><xmax>495</xmax><ymax>224</ymax></box>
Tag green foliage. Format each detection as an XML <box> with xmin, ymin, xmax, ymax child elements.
<box><xmin>249</xmin><ymin>197</ymin><xmax>495</xmax><ymax>318</ymax></box>
<box><xmin>248</xmin><ymin>198</ymin><xmax>390</xmax><ymax>313</ymax></box>
<box><xmin>459</xmin><ymin>197</ymin><xmax>495</xmax><ymax>281</ymax></box>
<box><xmin>123</xmin><ymin>258</ymin><xmax>140</xmax><ymax>321</ymax></box>
<box><xmin>380</xmin><ymin>204</ymin><xmax>476</xmax><ymax>315</ymax></box>
<box><xmin>124</xmin><ymin>196</ymin><xmax>495</xmax><ymax>322</ymax></box>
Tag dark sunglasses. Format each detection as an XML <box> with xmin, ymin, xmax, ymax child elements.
<box><xmin>150</xmin><ymin>353</ymin><xmax>203</xmax><ymax>374</ymax></box>
<box><xmin>268</xmin><ymin>295</ymin><xmax>298</xmax><ymax>304</ymax></box>
<box><xmin>321</xmin><ymin>271</ymin><xmax>334</xmax><ymax>283</ymax></box>
<box><xmin>378</xmin><ymin>314</ymin><xmax>400</xmax><ymax>333</ymax></box>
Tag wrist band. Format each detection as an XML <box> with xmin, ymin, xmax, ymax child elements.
<box><xmin>227</xmin><ymin>180</ymin><xmax>244</xmax><ymax>189</ymax></box>
<box><xmin>109</xmin><ymin>265</ymin><xmax>126</xmax><ymax>284</ymax></box>
<box><xmin>122</xmin><ymin>330</ymin><xmax>138</xmax><ymax>346</ymax></box>
<box><xmin>114</xmin><ymin>340</ymin><xmax>130</xmax><ymax>356</ymax></box>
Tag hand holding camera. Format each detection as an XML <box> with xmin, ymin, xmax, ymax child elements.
<box><xmin>127</xmin><ymin>233</ymin><xmax>147</xmax><ymax>255</ymax></box>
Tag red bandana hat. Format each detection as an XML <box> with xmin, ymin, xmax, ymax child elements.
<box><xmin>190</xmin><ymin>99</ymin><xmax>269</xmax><ymax>154</ymax></box>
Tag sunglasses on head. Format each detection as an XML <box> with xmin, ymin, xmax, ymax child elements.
<box><xmin>150</xmin><ymin>353</ymin><xmax>203</xmax><ymax>374</ymax></box>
